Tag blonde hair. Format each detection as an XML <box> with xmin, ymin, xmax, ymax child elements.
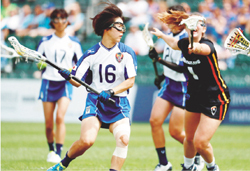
<box><xmin>157</xmin><ymin>10</ymin><xmax>189</xmax><ymax>31</ymax></box>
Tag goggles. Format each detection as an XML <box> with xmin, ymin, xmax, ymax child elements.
<box><xmin>52</xmin><ymin>17</ymin><xmax>68</xmax><ymax>24</ymax></box>
<box><xmin>109</xmin><ymin>22</ymin><xmax>126</xmax><ymax>32</ymax></box>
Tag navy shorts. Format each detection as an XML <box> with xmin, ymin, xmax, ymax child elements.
<box><xmin>158</xmin><ymin>77</ymin><xmax>187</xmax><ymax>108</ymax></box>
<box><xmin>79</xmin><ymin>93</ymin><xmax>131</xmax><ymax>128</ymax></box>
<box><xmin>38</xmin><ymin>79</ymin><xmax>73</xmax><ymax>102</ymax></box>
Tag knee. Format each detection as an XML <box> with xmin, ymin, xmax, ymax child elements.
<box><xmin>79</xmin><ymin>137</ymin><xmax>95</xmax><ymax>149</ymax></box>
<box><xmin>193</xmin><ymin>137</ymin><xmax>207</xmax><ymax>152</ymax></box>
<box><xmin>169</xmin><ymin>127</ymin><xmax>182</xmax><ymax>141</ymax></box>
<box><xmin>45</xmin><ymin>121</ymin><xmax>53</xmax><ymax>131</ymax></box>
<box><xmin>56</xmin><ymin>115</ymin><xmax>64</xmax><ymax>125</ymax></box>
<box><xmin>149</xmin><ymin>116</ymin><xmax>163</xmax><ymax>128</ymax></box>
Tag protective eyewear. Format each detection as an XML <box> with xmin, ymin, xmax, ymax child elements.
<box><xmin>52</xmin><ymin>17</ymin><xmax>68</xmax><ymax>24</ymax></box>
<box><xmin>109</xmin><ymin>22</ymin><xmax>126</xmax><ymax>32</ymax></box>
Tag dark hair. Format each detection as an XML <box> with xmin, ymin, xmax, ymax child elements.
<box><xmin>49</xmin><ymin>8</ymin><xmax>70</xmax><ymax>29</ymax></box>
<box><xmin>168</xmin><ymin>4</ymin><xmax>186</xmax><ymax>13</ymax></box>
<box><xmin>91</xmin><ymin>2</ymin><xmax>123</xmax><ymax>36</ymax></box>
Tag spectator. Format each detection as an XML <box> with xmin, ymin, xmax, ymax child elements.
<box><xmin>65</xmin><ymin>2</ymin><xmax>85</xmax><ymax>37</ymax></box>
<box><xmin>16</xmin><ymin>4</ymin><xmax>34</xmax><ymax>37</ymax></box>
<box><xmin>5</xmin><ymin>6</ymin><xmax>20</xmax><ymax>35</ymax></box>
<box><xmin>221</xmin><ymin>2</ymin><xmax>238</xmax><ymax>33</ymax></box>
<box><xmin>147</xmin><ymin>0</ymin><xmax>159</xmax><ymax>25</ymax></box>
<box><xmin>126</xmin><ymin>0</ymin><xmax>149</xmax><ymax>27</ymax></box>
<box><xmin>1</xmin><ymin>0</ymin><xmax>18</xmax><ymax>19</ymax></box>
<box><xmin>181</xmin><ymin>2</ymin><xmax>191</xmax><ymax>14</ymax></box>
<box><xmin>29</xmin><ymin>2</ymin><xmax>55</xmax><ymax>37</ymax></box>
<box><xmin>237</xmin><ymin>5</ymin><xmax>250</xmax><ymax>30</ymax></box>
<box><xmin>28</xmin><ymin>5</ymin><xmax>44</xmax><ymax>29</ymax></box>
<box><xmin>124</xmin><ymin>22</ymin><xmax>149</xmax><ymax>56</ymax></box>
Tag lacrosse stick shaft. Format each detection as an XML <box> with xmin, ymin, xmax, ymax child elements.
<box><xmin>45</xmin><ymin>59</ymin><xmax>115</xmax><ymax>104</ymax></box>
<box><xmin>191</xmin><ymin>30</ymin><xmax>194</xmax><ymax>49</ymax></box>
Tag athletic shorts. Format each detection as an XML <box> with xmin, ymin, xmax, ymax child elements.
<box><xmin>79</xmin><ymin>93</ymin><xmax>131</xmax><ymax>129</ymax></box>
<box><xmin>185</xmin><ymin>95</ymin><xmax>230</xmax><ymax>120</ymax></box>
<box><xmin>38</xmin><ymin>79</ymin><xmax>73</xmax><ymax>102</ymax></box>
<box><xmin>158</xmin><ymin>77</ymin><xmax>187</xmax><ymax>108</ymax></box>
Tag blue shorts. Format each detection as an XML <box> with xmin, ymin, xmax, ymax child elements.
<box><xmin>38</xmin><ymin>79</ymin><xmax>73</xmax><ymax>102</ymax></box>
<box><xmin>79</xmin><ymin>93</ymin><xmax>131</xmax><ymax>128</ymax></box>
<box><xmin>158</xmin><ymin>77</ymin><xmax>187</xmax><ymax>108</ymax></box>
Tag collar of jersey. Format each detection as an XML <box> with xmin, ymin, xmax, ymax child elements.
<box><xmin>100</xmin><ymin>42</ymin><xmax>118</xmax><ymax>51</ymax></box>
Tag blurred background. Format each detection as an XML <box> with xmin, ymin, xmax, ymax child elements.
<box><xmin>1</xmin><ymin>0</ymin><xmax>250</xmax><ymax>125</ymax></box>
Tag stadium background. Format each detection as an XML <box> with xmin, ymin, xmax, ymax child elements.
<box><xmin>1</xmin><ymin>0</ymin><xmax>250</xmax><ymax>125</ymax></box>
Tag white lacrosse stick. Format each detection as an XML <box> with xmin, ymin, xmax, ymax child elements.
<box><xmin>142</xmin><ymin>22</ymin><xmax>154</xmax><ymax>50</ymax></box>
<box><xmin>8</xmin><ymin>36</ymin><xmax>115</xmax><ymax>104</ymax></box>
<box><xmin>224</xmin><ymin>28</ymin><xmax>250</xmax><ymax>56</ymax></box>
<box><xmin>179</xmin><ymin>16</ymin><xmax>205</xmax><ymax>48</ymax></box>
<box><xmin>142</xmin><ymin>22</ymin><xmax>162</xmax><ymax>89</ymax></box>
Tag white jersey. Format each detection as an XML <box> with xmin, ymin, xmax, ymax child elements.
<box><xmin>162</xmin><ymin>29</ymin><xmax>188</xmax><ymax>82</ymax></box>
<box><xmin>71</xmin><ymin>42</ymin><xmax>137</xmax><ymax>97</ymax></box>
<box><xmin>37</xmin><ymin>33</ymin><xmax>83</xmax><ymax>81</ymax></box>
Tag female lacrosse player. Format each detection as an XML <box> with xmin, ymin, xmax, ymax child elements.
<box><xmin>149</xmin><ymin>5</ymin><xmax>202</xmax><ymax>171</ymax></box>
<box><xmin>47</xmin><ymin>3</ymin><xmax>137</xmax><ymax>171</ymax></box>
<box><xmin>37</xmin><ymin>9</ymin><xmax>83</xmax><ymax>163</ymax></box>
<box><xmin>150</xmin><ymin>11</ymin><xmax>230</xmax><ymax>171</ymax></box>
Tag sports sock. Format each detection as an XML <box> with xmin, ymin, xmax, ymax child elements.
<box><xmin>109</xmin><ymin>169</ymin><xmax>117</xmax><ymax>171</ymax></box>
<box><xmin>184</xmin><ymin>156</ymin><xmax>195</xmax><ymax>168</ymax></box>
<box><xmin>156</xmin><ymin>147</ymin><xmax>168</xmax><ymax>165</ymax></box>
<box><xmin>205</xmin><ymin>157</ymin><xmax>215</xmax><ymax>168</ymax></box>
<box><xmin>61</xmin><ymin>152</ymin><xmax>75</xmax><ymax>167</ymax></box>
<box><xmin>48</xmin><ymin>142</ymin><xmax>54</xmax><ymax>152</ymax></box>
<box><xmin>56</xmin><ymin>143</ymin><xmax>63</xmax><ymax>156</ymax></box>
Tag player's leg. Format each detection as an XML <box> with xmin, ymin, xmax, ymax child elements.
<box><xmin>47</xmin><ymin>116</ymin><xmax>101</xmax><ymax>170</ymax></box>
<box><xmin>109</xmin><ymin>118</ymin><xmax>130</xmax><ymax>171</ymax></box>
<box><xmin>149</xmin><ymin>97</ymin><xmax>174</xmax><ymax>170</ymax></box>
<box><xmin>43</xmin><ymin>101</ymin><xmax>59</xmax><ymax>163</ymax></box>
<box><xmin>182</xmin><ymin>111</ymin><xmax>200</xmax><ymax>170</ymax></box>
<box><xmin>168</xmin><ymin>106</ymin><xmax>185</xmax><ymax>144</ymax></box>
<box><xmin>55</xmin><ymin>96</ymin><xmax>70</xmax><ymax>157</ymax></box>
<box><xmin>194</xmin><ymin>114</ymin><xmax>222</xmax><ymax>170</ymax></box>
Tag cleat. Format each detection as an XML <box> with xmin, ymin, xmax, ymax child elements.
<box><xmin>47</xmin><ymin>162</ymin><xmax>66</xmax><ymax>171</ymax></box>
<box><xmin>207</xmin><ymin>164</ymin><xmax>220</xmax><ymax>171</ymax></box>
<box><xmin>154</xmin><ymin>162</ymin><xmax>172</xmax><ymax>171</ymax></box>
<box><xmin>195</xmin><ymin>155</ymin><xmax>205</xmax><ymax>171</ymax></box>
<box><xmin>47</xmin><ymin>151</ymin><xmax>61</xmax><ymax>163</ymax></box>
<box><xmin>181</xmin><ymin>164</ymin><xmax>197</xmax><ymax>171</ymax></box>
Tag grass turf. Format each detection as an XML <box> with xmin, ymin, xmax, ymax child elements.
<box><xmin>1</xmin><ymin>122</ymin><xmax>250</xmax><ymax>170</ymax></box>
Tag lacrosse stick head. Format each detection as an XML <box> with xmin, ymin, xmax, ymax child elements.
<box><xmin>8</xmin><ymin>36</ymin><xmax>46</xmax><ymax>61</ymax></box>
<box><xmin>224</xmin><ymin>28</ymin><xmax>250</xmax><ymax>56</ymax></box>
<box><xmin>142</xmin><ymin>22</ymin><xmax>154</xmax><ymax>49</ymax></box>
<box><xmin>179</xmin><ymin>15</ymin><xmax>206</xmax><ymax>31</ymax></box>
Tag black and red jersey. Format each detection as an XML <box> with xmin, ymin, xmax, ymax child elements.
<box><xmin>178</xmin><ymin>38</ymin><xmax>230</xmax><ymax>105</ymax></box>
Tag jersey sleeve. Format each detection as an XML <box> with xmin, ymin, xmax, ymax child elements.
<box><xmin>125</xmin><ymin>51</ymin><xmax>137</xmax><ymax>78</ymax></box>
<box><xmin>202</xmin><ymin>39</ymin><xmax>215</xmax><ymax>55</ymax></box>
<box><xmin>71</xmin><ymin>53</ymin><xmax>91</xmax><ymax>81</ymax></box>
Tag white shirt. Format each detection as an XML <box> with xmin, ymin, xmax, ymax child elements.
<box><xmin>37</xmin><ymin>33</ymin><xmax>83</xmax><ymax>81</ymax></box>
<box><xmin>162</xmin><ymin>29</ymin><xmax>188</xmax><ymax>82</ymax></box>
<box><xmin>71</xmin><ymin>42</ymin><xmax>137</xmax><ymax>97</ymax></box>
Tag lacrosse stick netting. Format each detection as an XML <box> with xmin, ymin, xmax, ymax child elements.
<box><xmin>224</xmin><ymin>28</ymin><xmax>250</xmax><ymax>56</ymax></box>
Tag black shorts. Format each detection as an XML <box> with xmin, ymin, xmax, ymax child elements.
<box><xmin>186</xmin><ymin>96</ymin><xmax>230</xmax><ymax>120</ymax></box>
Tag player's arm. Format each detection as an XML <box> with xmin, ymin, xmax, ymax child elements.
<box><xmin>149</xmin><ymin>48</ymin><xmax>185</xmax><ymax>73</ymax></box>
<box><xmin>112</xmin><ymin>77</ymin><xmax>135</xmax><ymax>95</ymax></box>
<box><xmin>150</xmin><ymin>27</ymin><xmax>180</xmax><ymax>50</ymax></box>
<box><xmin>188</xmin><ymin>42</ymin><xmax>211</xmax><ymax>56</ymax></box>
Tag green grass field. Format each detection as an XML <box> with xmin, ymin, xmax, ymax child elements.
<box><xmin>1</xmin><ymin>122</ymin><xmax>250</xmax><ymax>171</ymax></box>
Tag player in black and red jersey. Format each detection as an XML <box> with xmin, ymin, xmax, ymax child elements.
<box><xmin>149</xmin><ymin>11</ymin><xmax>230</xmax><ymax>171</ymax></box>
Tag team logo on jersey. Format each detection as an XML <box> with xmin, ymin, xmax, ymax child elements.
<box><xmin>68</xmin><ymin>42</ymin><xmax>72</xmax><ymax>48</ymax></box>
<box><xmin>72</xmin><ymin>65</ymin><xmax>77</xmax><ymax>71</ymax></box>
<box><xmin>86</xmin><ymin>106</ymin><xmax>90</xmax><ymax>114</ymax></box>
<box><xmin>211</xmin><ymin>106</ymin><xmax>217</xmax><ymax>116</ymax></box>
<box><xmin>115</xmin><ymin>52</ymin><xmax>124</xmax><ymax>63</ymax></box>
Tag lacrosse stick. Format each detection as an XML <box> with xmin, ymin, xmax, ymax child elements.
<box><xmin>142</xmin><ymin>22</ymin><xmax>161</xmax><ymax>89</ymax></box>
<box><xmin>8</xmin><ymin>36</ymin><xmax>115</xmax><ymax>104</ymax></box>
<box><xmin>180</xmin><ymin>16</ymin><xmax>205</xmax><ymax>49</ymax></box>
<box><xmin>224</xmin><ymin>28</ymin><xmax>250</xmax><ymax>56</ymax></box>
<box><xmin>0</xmin><ymin>43</ymin><xmax>22</xmax><ymax>64</ymax></box>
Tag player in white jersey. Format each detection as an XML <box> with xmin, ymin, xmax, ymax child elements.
<box><xmin>37</xmin><ymin>9</ymin><xmax>83</xmax><ymax>163</ymax></box>
<box><xmin>148</xmin><ymin>5</ymin><xmax>204</xmax><ymax>171</ymax></box>
<box><xmin>47</xmin><ymin>3</ymin><xmax>137</xmax><ymax>171</ymax></box>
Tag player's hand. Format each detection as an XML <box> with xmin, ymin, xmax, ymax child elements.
<box><xmin>154</xmin><ymin>74</ymin><xmax>165</xmax><ymax>89</ymax></box>
<box><xmin>188</xmin><ymin>42</ymin><xmax>201</xmax><ymax>54</ymax></box>
<box><xmin>149</xmin><ymin>48</ymin><xmax>159</xmax><ymax>61</ymax></box>
<box><xmin>150</xmin><ymin>27</ymin><xmax>164</xmax><ymax>38</ymax></box>
<box><xmin>58</xmin><ymin>69</ymin><xmax>71</xmax><ymax>80</ymax></box>
<box><xmin>98</xmin><ymin>89</ymin><xmax>114</xmax><ymax>103</ymax></box>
